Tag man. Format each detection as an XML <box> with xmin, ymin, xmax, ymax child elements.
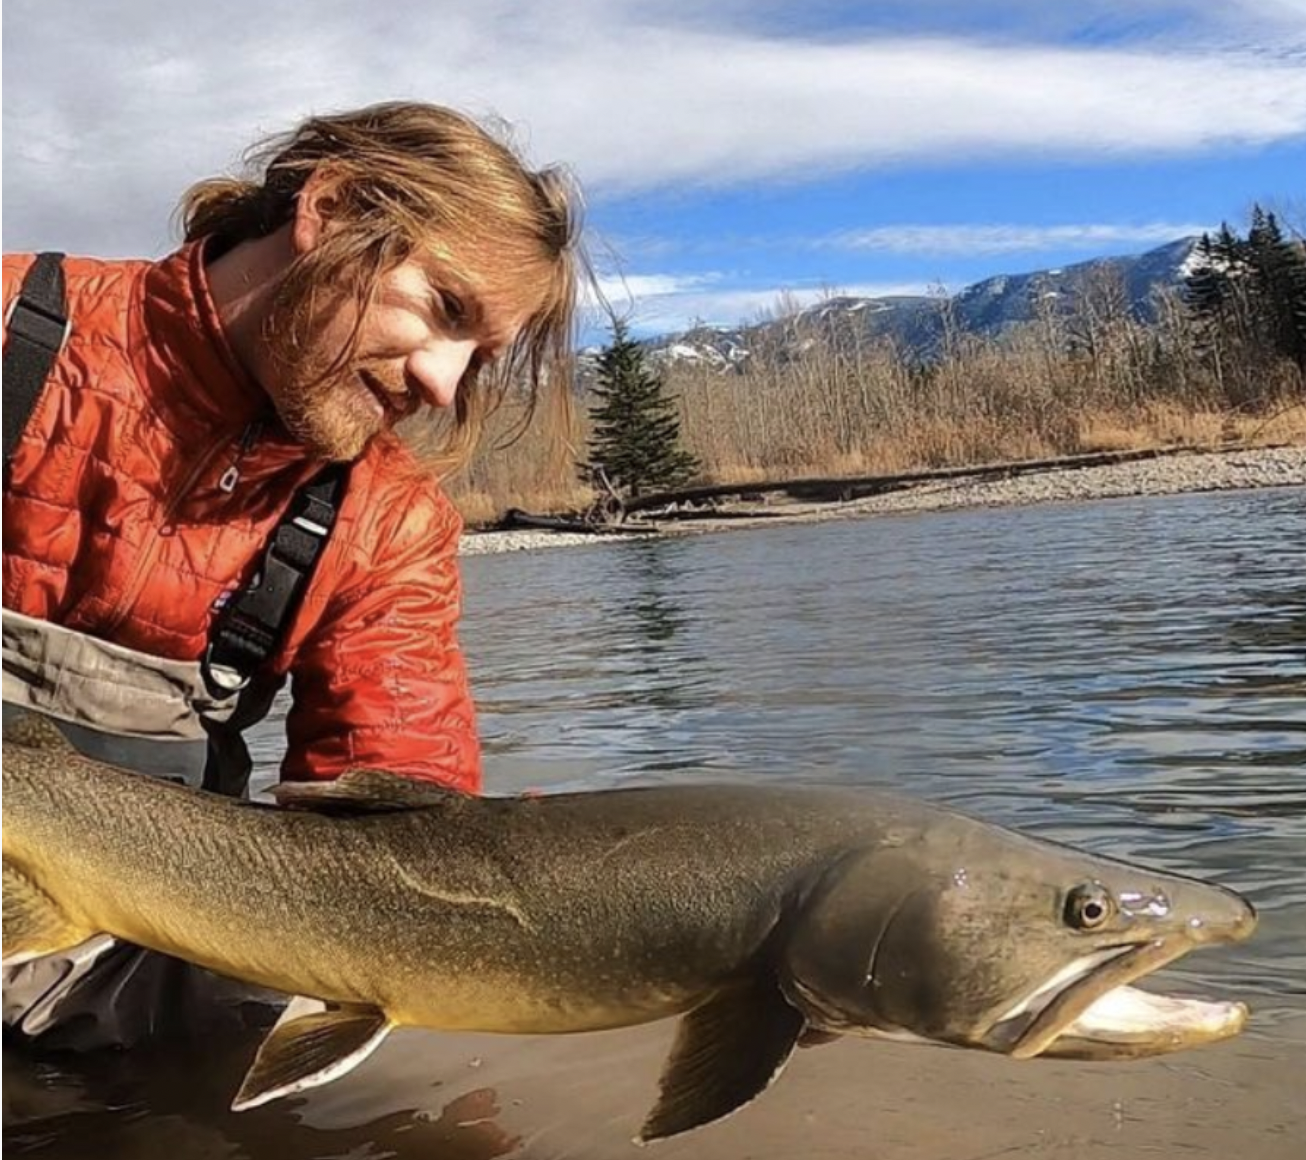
<box><xmin>2</xmin><ymin>100</ymin><xmax>584</xmax><ymax>1046</ymax></box>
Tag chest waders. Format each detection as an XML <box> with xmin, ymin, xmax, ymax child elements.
<box><xmin>3</xmin><ymin>252</ymin><xmax>347</xmax><ymax>1049</ymax></box>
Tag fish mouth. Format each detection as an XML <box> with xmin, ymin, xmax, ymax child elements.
<box><xmin>991</xmin><ymin>933</ymin><xmax>1253</xmax><ymax>1061</ymax></box>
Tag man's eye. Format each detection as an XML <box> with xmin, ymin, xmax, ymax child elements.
<box><xmin>437</xmin><ymin>291</ymin><xmax>466</xmax><ymax>325</ymax></box>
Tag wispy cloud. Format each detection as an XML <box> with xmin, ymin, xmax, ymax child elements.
<box><xmin>584</xmin><ymin>278</ymin><xmax>933</xmax><ymax>338</ymax></box>
<box><xmin>824</xmin><ymin>222</ymin><xmax>1212</xmax><ymax>256</ymax></box>
<box><xmin>515</xmin><ymin>38</ymin><xmax>1305</xmax><ymax>194</ymax></box>
<box><xmin>592</xmin><ymin>272</ymin><xmax>722</xmax><ymax>304</ymax></box>
<box><xmin>5</xmin><ymin>0</ymin><xmax>1305</xmax><ymax>255</ymax></box>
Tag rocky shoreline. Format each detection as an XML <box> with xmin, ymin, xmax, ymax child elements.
<box><xmin>459</xmin><ymin>445</ymin><xmax>1306</xmax><ymax>556</ymax></box>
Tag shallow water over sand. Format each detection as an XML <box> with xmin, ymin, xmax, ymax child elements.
<box><xmin>7</xmin><ymin>487</ymin><xmax>1305</xmax><ymax>1158</ymax></box>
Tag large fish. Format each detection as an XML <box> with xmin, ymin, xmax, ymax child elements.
<box><xmin>3</xmin><ymin>716</ymin><xmax>1256</xmax><ymax>1142</ymax></box>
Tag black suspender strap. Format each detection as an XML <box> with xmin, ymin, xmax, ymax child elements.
<box><xmin>204</xmin><ymin>462</ymin><xmax>350</xmax><ymax>693</ymax></box>
<box><xmin>2</xmin><ymin>248</ymin><xmax>346</xmax><ymax>693</ymax></box>
<box><xmin>3</xmin><ymin>251</ymin><xmax>69</xmax><ymax>465</ymax></box>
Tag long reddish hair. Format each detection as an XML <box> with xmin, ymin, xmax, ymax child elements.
<box><xmin>179</xmin><ymin>101</ymin><xmax>585</xmax><ymax>470</ymax></box>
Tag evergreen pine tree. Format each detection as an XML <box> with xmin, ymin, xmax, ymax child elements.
<box><xmin>1184</xmin><ymin>231</ymin><xmax>1237</xmax><ymax>390</ymax></box>
<box><xmin>1183</xmin><ymin>219</ymin><xmax>1279</xmax><ymax>403</ymax></box>
<box><xmin>1183</xmin><ymin>232</ymin><xmax>1228</xmax><ymax>322</ymax></box>
<box><xmin>584</xmin><ymin>319</ymin><xmax>700</xmax><ymax>499</ymax></box>
<box><xmin>1247</xmin><ymin>206</ymin><xmax>1306</xmax><ymax>372</ymax></box>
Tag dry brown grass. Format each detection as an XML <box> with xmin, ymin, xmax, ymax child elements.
<box><xmin>1078</xmin><ymin>401</ymin><xmax>1306</xmax><ymax>453</ymax></box>
<box><xmin>1234</xmin><ymin>401</ymin><xmax>1306</xmax><ymax>444</ymax></box>
<box><xmin>405</xmin><ymin>388</ymin><xmax>594</xmax><ymax>526</ymax></box>
<box><xmin>436</xmin><ymin>398</ymin><xmax>1303</xmax><ymax>524</ymax></box>
<box><xmin>406</xmin><ymin>307</ymin><xmax>1305</xmax><ymax>523</ymax></box>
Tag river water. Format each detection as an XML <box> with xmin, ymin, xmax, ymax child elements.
<box><xmin>6</xmin><ymin>487</ymin><xmax>1305</xmax><ymax>1158</ymax></box>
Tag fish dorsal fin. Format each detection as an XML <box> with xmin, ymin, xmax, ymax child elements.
<box><xmin>3</xmin><ymin>711</ymin><xmax>77</xmax><ymax>754</ymax></box>
<box><xmin>272</xmin><ymin>770</ymin><xmax>468</xmax><ymax>815</ymax></box>
<box><xmin>231</xmin><ymin>997</ymin><xmax>392</xmax><ymax>1111</ymax></box>
<box><xmin>639</xmin><ymin>972</ymin><xmax>806</xmax><ymax>1144</ymax></box>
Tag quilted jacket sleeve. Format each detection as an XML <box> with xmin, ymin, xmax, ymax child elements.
<box><xmin>279</xmin><ymin>475</ymin><xmax>482</xmax><ymax>791</ymax></box>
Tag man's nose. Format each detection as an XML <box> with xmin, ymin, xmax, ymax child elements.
<box><xmin>407</xmin><ymin>341</ymin><xmax>477</xmax><ymax>409</ymax></box>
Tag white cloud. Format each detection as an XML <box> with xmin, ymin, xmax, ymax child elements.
<box><xmin>586</xmin><ymin>279</ymin><xmax>933</xmax><ymax>337</ymax></box>
<box><xmin>591</xmin><ymin>272</ymin><xmax>721</xmax><ymax>303</ymax></box>
<box><xmin>826</xmin><ymin>222</ymin><xmax>1213</xmax><ymax>256</ymax></box>
<box><xmin>530</xmin><ymin>39</ymin><xmax>1304</xmax><ymax>194</ymax></box>
<box><xmin>4</xmin><ymin>0</ymin><xmax>1304</xmax><ymax>256</ymax></box>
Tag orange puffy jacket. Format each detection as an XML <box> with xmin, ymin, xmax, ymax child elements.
<box><xmin>2</xmin><ymin>245</ymin><xmax>482</xmax><ymax>790</ymax></box>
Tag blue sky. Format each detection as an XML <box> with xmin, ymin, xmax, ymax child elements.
<box><xmin>4</xmin><ymin>0</ymin><xmax>1304</xmax><ymax>340</ymax></box>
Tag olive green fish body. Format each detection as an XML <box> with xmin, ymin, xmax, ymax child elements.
<box><xmin>2</xmin><ymin>720</ymin><xmax>1257</xmax><ymax>1142</ymax></box>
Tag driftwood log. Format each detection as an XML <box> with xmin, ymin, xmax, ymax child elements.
<box><xmin>621</xmin><ymin>446</ymin><xmax>1191</xmax><ymax>516</ymax></box>
<box><xmin>498</xmin><ymin>509</ymin><xmax>650</xmax><ymax>535</ymax></box>
<box><xmin>492</xmin><ymin>445</ymin><xmax>1233</xmax><ymax>534</ymax></box>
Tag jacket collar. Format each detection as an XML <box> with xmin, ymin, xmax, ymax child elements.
<box><xmin>137</xmin><ymin>241</ymin><xmax>275</xmax><ymax>436</ymax></box>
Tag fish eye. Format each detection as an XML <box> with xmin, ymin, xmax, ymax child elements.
<box><xmin>1064</xmin><ymin>883</ymin><xmax>1116</xmax><ymax>930</ymax></box>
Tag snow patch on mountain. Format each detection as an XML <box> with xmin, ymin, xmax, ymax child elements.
<box><xmin>630</xmin><ymin>237</ymin><xmax>1202</xmax><ymax>371</ymax></box>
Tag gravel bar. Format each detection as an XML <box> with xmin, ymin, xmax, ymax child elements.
<box><xmin>460</xmin><ymin>446</ymin><xmax>1306</xmax><ymax>556</ymax></box>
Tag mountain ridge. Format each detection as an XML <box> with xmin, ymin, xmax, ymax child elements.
<box><xmin>601</xmin><ymin>236</ymin><xmax>1202</xmax><ymax>373</ymax></box>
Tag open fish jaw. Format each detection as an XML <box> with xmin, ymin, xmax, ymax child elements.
<box><xmin>998</xmin><ymin>940</ymin><xmax>1250</xmax><ymax>1059</ymax></box>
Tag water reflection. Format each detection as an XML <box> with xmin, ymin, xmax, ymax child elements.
<box><xmin>616</xmin><ymin>540</ymin><xmax>687</xmax><ymax>651</ymax></box>
<box><xmin>459</xmin><ymin>536</ymin><xmax>725</xmax><ymax>785</ymax></box>
<box><xmin>604</xmin><ymin>539</ymin><xmax>712</xmax><ymax>712</ymax></box>
<box><xmin>4</xmin><ymin>1026</ymin><xmax>522</xmax><ymax>1160</ymax></box>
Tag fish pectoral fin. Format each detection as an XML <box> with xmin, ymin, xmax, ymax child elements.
<box><xmin>639</xmin><ymin>972</ymin><xmax>806</xmax><ymax>1144</ymax></box>
<box><xmin>272</xmin><ymin>770</ymin><xmax>468</xmax><ymax>815</ymax></box>
<box><xmin>2</xmin><ymin>862</ymin><xmax>99</xmax><ymax>965</ymax></box>
<box><xmin>231</xmin><ymin>999</ymin><xmax>393</xmax><ymax>1111</ymax></box>
<box><xmin>2</xmin><ymin>711</ymin><xmax>78</xmax><ymax>754</ymax></box>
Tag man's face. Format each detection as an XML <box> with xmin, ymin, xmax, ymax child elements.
<box><xmin>263</xmin><ymin>252</ymin><xmax>530</xmax><ymax>461</ymax></box>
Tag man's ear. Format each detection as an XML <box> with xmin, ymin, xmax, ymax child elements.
<box><xmin>292</xmin><ymin>168</ymin><xmax>344</xmax><ymax>255</ymax></box>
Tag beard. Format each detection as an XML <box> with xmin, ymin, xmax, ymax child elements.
<box><xmin>257</xmin><ymin>279</ymin><xmax>409</xmax><ymax>462</ymax></box>
<box><xmin>272</xmin><ymin>364</ymin><xmax>386</xmax><ymax>462</ymax></box>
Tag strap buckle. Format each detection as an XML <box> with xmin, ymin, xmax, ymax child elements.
<box><xmin>202</xmin><ymin>643</ymin><xmax>251</xmax><ymax>695</ymax></box>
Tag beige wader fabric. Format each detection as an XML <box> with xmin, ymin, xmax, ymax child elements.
<box><xmin>3</xmin><ymin>610</ymin><xmax>285</xmax><ymax>1050</ymax></box>
<box><xmin>4</xmin><ymin>610</ymin><xmax>239</xmax><ymax>739</ymax></box>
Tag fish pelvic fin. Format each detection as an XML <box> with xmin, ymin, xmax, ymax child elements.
<box><xmin>231</xmin><ymin>997</ymin><xmax>393</xmax><ymax>1111</ymax></box>
<box><xmin>638</xmin><ymin>972</ymin><xmax>806</xmax><ymax>1145</ymax></box>
<box><xmin>2</xmin><ymin>862</ymin><xmax>99</xmax><ymax>966</ymax></box>
<box><xmin>272</xmin><ymin>770</ymin><xmax>469</xmax><ymax>815</ymax></box>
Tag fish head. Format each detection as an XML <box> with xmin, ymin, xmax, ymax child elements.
<box><xmin>782</xmin><ymin>814</ymin><xmax>1257</xmax><ymax>1061</ymax></box>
